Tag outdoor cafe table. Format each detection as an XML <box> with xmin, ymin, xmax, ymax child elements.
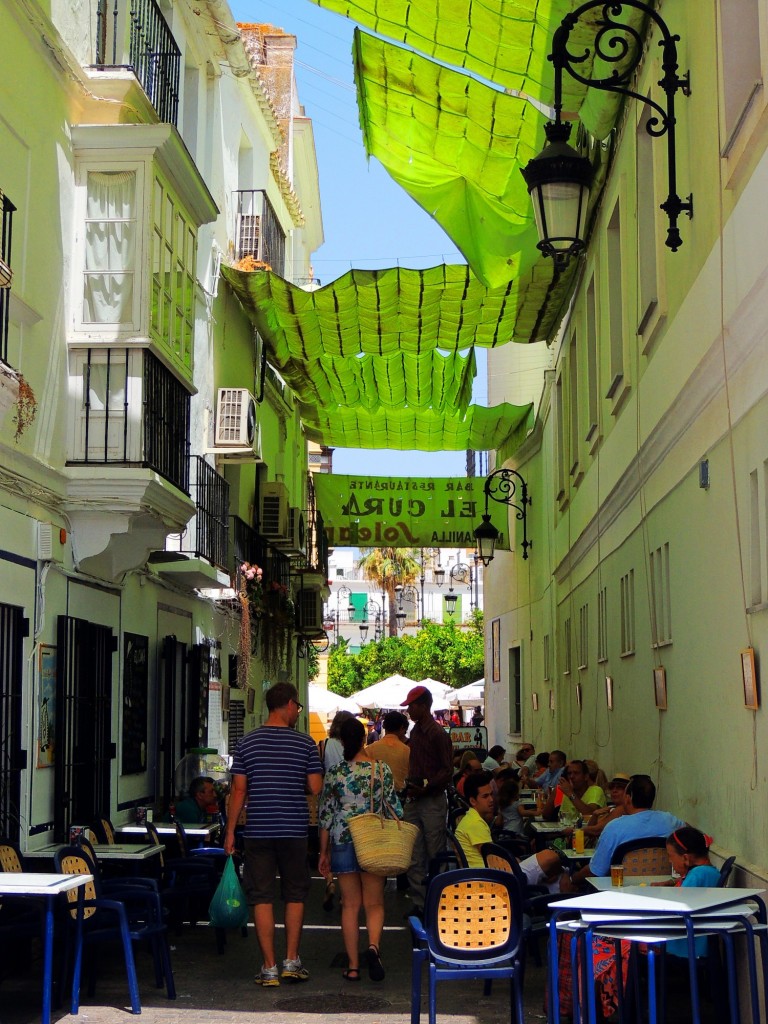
<box><xmin>117</xmin><ymin>822</ymin><xmax>218</xmax><ymax>841</ymax></box>
<box><xmin>25</xmin><ymin>842</ymin><xmax>164</xmax><ymax>874</ymax></box>
<box><xmin>0</xmin><ymin>871</ymin><xmax>92</xmax><ymax>1024</ymax></box>
<box><xmin>546</xmin><ymin>886</ymin><xmax>768</xmax><ymax>1024</ymax></box>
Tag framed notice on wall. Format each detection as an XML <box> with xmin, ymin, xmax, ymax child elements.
<box><xmin>491</xmin><ymin>618</ymin><xmax>501</xmax><ymax>682</ymax></box>
<box><xmin>37</xmin><ymin>644</ymin><xmax>56</xmax><ymax>768</ymax></box>
<box><xmin>742</xmin><ymin>647</ymin><xmax>759</xmax><ymax>709</ymax></box>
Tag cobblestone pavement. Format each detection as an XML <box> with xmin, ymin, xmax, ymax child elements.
<box><xmin>1</xmin><ymin>874</ymin><xmax>551</xmax><ymax>1024</ymax></box>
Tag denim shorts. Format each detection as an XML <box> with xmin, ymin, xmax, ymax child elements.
<box><xmin>330</xmin><ymin>841</ymin><xmax>360</xmax><ymax>874</ymax></box>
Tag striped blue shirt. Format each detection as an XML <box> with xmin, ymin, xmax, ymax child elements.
<box><xmin>231</xmin><ymin>726</ymin><xmax>323</xmax><ymax>838</ymax></box>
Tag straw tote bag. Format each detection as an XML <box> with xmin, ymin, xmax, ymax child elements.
<box><xmin>348</xmin><ymin>761</ymin><xmax>419</xmax><ymax>876</ymax></box>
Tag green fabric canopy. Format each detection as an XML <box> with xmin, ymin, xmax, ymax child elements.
<box><xmin>298</xmin><ymin>402</ymin><xmax>534</xmax><ymax>452</ymax></box>
<box><xmin>354</xmin><ymin>29</ymin><xmax>544</xmax><ymax>289</ymax></box>
<box><xmin>311</xmin><ymin>0</ymin><xmax>635</xmax><ymax>138</ymax></box>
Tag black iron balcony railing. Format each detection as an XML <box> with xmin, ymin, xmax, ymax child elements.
<box><xmin>230</xmin><ymin>516</ymin><xmax>261</xmax><ymax>575</ymax></box>
<box><xmin>305</xmin><ymin>473</ymin><xmax>330</xmax><ymax>578</ymax></box>
<box><xmin>233</xmin><ymin>190</ymin><xmax>286</xmax><ymax>275</ymax></box>
<box><xmin>168</xmin><ymin>457</ymin><xmax>229</xmax><ymax>569</ymax></box>
<box><xmin>0</xmin><ymin>192</ymin><xmax>16</xmax><ymax>365</ymax></box>
<box><xmin>69</xmin><ymin>348</ymin><xmax>190</xmax><ymax>493</ymax></box>
<box><xmin>95</xmin><ymin>0</ymin><xmax>180</xmax><ymax>126</ymax></box>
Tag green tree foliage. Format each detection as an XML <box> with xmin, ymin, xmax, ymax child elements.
<box><xmin>356</xmin><ymin>547</ymin><xmax>421</xmax><ymax>636</ymax></box>
<box><xmin>328</xmin><ymin>611</ymin><xmax>484</xmax><ymax>698</ymax></box>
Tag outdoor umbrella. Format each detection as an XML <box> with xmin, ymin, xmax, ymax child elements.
<box><xmin>451</xmin><ymin>679</ymin><xmax>485</xmax><ymax>706</ymax></box>
<box><xmin>307</xmin><ymin>684</ymin><xmax>361</xmax><ymax>716</ymax></box>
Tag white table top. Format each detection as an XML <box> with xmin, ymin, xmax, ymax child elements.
<box><xmin>551</xmin><ymin>885</ymin><xmax>765</xmax><ymax>918</ymax></box>
<box><xmin>589</xmin><ymin>875</ymin><xmax>670</xmax><ymax>888</ymax></box>
<box><xmin>0</xmin><ymin>872</ymin><xmax>93</xmax><ymax>895</ymax></box>
<box><xmin>117</xmin><ymin>823</ymin><xmax>218</xmax><ymax>838</ymax></box>
<box><xmin>530</xmin><ymin>820</ymin><xmax>566</xmax><ymax>832</ymax></box>
<box><xmin>562</xmin><ymin>847</ymin><xmax>595</xmax><ymax>860</ymax></box>
<box><xmin>25</xmin><ymin>843</ymin><xmax>163</xmax><ymax>860</ymax></box>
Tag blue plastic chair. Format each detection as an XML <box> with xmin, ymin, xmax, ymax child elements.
<box><xmin>408</xmin><ymin>868</ymin><xmax>526</xmax><ymax>1024</ymax></box>
<box><xmin>54</xmin><ymin>845</ymin><xmax>175</xmax><ymax>1014</ymax></box>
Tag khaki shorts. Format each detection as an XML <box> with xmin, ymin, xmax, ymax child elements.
<box><xmin>242</xmin><ymin>837</ymin><xmax>311</xmax><ymax>905</ymax></box>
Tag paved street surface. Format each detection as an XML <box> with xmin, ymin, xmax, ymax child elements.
<box><xmin>0</xmin><ymin>874</ymin><xmax>551</xmax><ymax>1024</ymax></box>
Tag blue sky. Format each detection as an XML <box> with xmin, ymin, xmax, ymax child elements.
<box><xmin>231</xmin><ymin>0</ymin><xmax>481</xmax><ymax>477</ymax></box>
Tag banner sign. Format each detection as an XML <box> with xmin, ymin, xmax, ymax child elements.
<box><xmin>314</xmin><ymin>474</ymin><xmax>508</xmax><ymax>550</ymax></box>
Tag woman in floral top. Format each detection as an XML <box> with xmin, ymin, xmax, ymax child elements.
<box><xmin>318</xmin><ymin>717</ymin><xmax>402</xmax><ymax>982</ymax></box>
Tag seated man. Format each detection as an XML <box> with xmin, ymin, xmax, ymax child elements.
<box><xmin>571</xmin><ymin>774</ymin><xmax>685</xmax><ymax>886</ymax></box>
<box><xmin>482</xmin><ymin>745</ymin><xmax>507</xmax><ymax>771</ymax></box>
<box><xmin>542</xmin><ymin>759</ymin><xmax>606</xmax><ymax>822</ymax></box>
<box><xmin>523</xmin><ymin>749</ymin><xmax>567</xmax><ymax>790</ymax></box>
<box><xmin>455</xmin><ymin>771</ymin><xmax>566</xmax><ymax>892</ymax></box>
<box><xmin>174</xmin><ymin>776</ymin><xmax>218</xmax><ymax>824</ymax></box>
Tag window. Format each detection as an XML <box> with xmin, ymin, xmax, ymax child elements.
<box><xmin>585</xmin><ymin>275</ymin><xmax>599</xmax><ymax>446</ymax></box>
<box><xmin>636</xmin><ymin>100</ymin><xmax>661</xmax><ymax>344</ymax></box>
<box><xmin>620</xmin><ymin>570</ymin><xmax>635</xmax><ymax>656</ymax></box>
<box><xmin>82</xmin><ymin>171</ymin><xmax>138</xmax><ymax>326</ymax></box>
<box><xmin>563</xmin><ymin>616</ymin><xmax>572</xmax><ymax>675</ymax></box>
<box><xmin>577</xmin><ymin>603</ymin><xmax>588</xmax><ymax>670</ymax></box>
<box><xmin>719</xmin><ymin>0</ymin><xmax>762</xmax><ymax>152</ymax></box>
<box><xmin>554</xmin><ymin>371</ymin><xmax>567</xmax><ymax>506</ymax></box>
<box><xmin>597</xmin><ymin>586</ymin><xmax>608</xmax><ymax>663</ymax></box>
<box><xmin>606</xmin><ymin>200</ymin><xmax>625</xmax><ymax>400</ymax></box>
<box><xmin>649</xmin><ymin>543</ymin><xmax>672</xmax><ymax>645</ymax></box>
<box><xmin>151</xmin><ymin>176</ymin><xmax>195</xmax><ymax>372</ymax></box>
<box><xmin>568</xmin><ymin>332</ymin><xmax>581</xmax><ymax>482</ymax></box>
<box><xmin>0</xmin><ymin>191</ymin><xmax>15</xmax><ymax>365</ymax></box>
<box><xmin>543</xmin><ymin>633</ymin><xmax>551</xmax><ymax>681</ymax></box>
<box><xmin>750</xmin><ymin>468</ymin><xmax>762</xmax><ymax>607</ymax></box>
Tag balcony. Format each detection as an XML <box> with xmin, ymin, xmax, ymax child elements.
<box><xmin>94</xmin><ymin>0</ymin><xmax>180</xmax><ymax>125</ymax></box>
<box><xmin>152</xmin><ymin>457</ymin><xmax>231</xmax><ymax>590</ymax></box>
<box><xmin>233</xmin><ymin>190</ymin><xmax>286</xmax><ymax>275</ymax></box>
<box><xmin>64</xmin><ymin>348</ymin><xmax>194</xmax><ymax>580</ymax></box>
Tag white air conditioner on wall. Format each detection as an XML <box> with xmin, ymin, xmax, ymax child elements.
<box><xmin>260</xmin><ymin>481</ymin><xmax>289</xmax><ymax>540</ymax></box>
<box><xmin>214</xmin><ymin>388</ymin><xmax>262</xmax><ymax>461</ymax></box>
<box><xmin>276</xmin><ymin>506</ymin><xmax>306</xmax><ymax>557</ymax></box>
<box><xmin>296</xmin><ymin>589</ymin><xmax>323</xmax><ymax>635</ymax></box>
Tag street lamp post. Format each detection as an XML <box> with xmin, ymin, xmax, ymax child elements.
<box><xmin>335</xmin><ymin>584</ymin><xmax>353</xmax><ymax>645</ymax></box>
<box><xmin>359</xmin><ymin>598</ymin><xmax>382</xmax><ymax>646</ymax></box>
<box><xmin>394</xmin><ymin>583</ymin><xmax>420</xmax><ymax>631</ymax></box>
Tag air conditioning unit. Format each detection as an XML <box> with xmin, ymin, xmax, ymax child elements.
<box><xmin>295</xmin><ymin>588</ymin><xmax>324</xmax><ymax>635</ymax></box>
<box><xmin>260</xmin><ymin>481</ymin><xmax>289</xmax><ymax>540</ymax></box>
<box><xmin>214</xmin><ymin>389</ymin><xmax>262</xmax><ymax>461</ymax></box>
<box><xmin>276</xmin><ymin>506</ymin><xmax>307</xmax><ymax>557</ymax></box>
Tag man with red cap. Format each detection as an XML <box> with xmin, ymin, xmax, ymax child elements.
<box><xmin>400</xmin><ymin>685</ymin><xmax>453</xmax><ymax>914</ymax></box>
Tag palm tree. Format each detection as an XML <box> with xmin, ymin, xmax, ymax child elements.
<box><xmin>357</xmin><ymin>547</ymin><xmax>421</xmax><ymax>636</ymax></box>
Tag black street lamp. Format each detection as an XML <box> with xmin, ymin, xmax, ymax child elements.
<box><xmin>521</xmin><ymin>0</ymin><xmax>692</xmax><ymax>267</ymax></box>
<box><xmin>394</xmin><ymin>583</ymin><xmax>420</xmax><ymax>630</ymax></box>
<box><xmin>359</xmin><ymin>599</ymin><xmax>382</xmax><ymax>645</ymax></box>
<box><xmin>334</xmin><ymin>584</ymin><xmax>354</xmax><ymax>645</ymax></box>
<box><xmin>474</xmin><ymin>468</ymin><xmax>531</xmax><ymax>566</ymax></box>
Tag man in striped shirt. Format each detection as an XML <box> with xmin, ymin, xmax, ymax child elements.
<box><xmin>225</xmin><ymin>682</ymin><xmax>323</xmax><ymax>987</ymax></box>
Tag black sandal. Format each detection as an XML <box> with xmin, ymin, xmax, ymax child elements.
<box><xmin>367</xmin><ymin>945</ymin><xmax>385</xmax><ymax>981</ymax></box>
<box><xmin>343</xmin><ymin>967</ymin><xmax>360</xmax><ymax>981</ymax></box>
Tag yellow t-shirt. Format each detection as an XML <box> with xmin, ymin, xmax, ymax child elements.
<box><xmin>455</xmin><ymin>807</ymin><xmax>492</xmax><ymax>868</ymax></box>
<box><xmin>559</xmin><ymin>784</ymin><xmax>607</xmax><ymax>821</ymax></box>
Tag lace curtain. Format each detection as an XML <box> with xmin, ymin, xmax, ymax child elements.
<box><xmin>83</xmin><ymin>171</ymin><xmax>136</xmax><ymax>324</ymax></box>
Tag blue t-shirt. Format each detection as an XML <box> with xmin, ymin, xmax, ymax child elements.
<box><xmin>231</xmin><ymin>726</ymin><xmax>323</xmax><ymax>838</ymax></box>
<box><xmin>590</xmin><ymin>809</ymin><xmax>686</xmax><ymax>876</ymax></box>
<box><xmin>667</xmin><ymin>864</ymin><xmax>721</xmax><ymax>958</ymax></box>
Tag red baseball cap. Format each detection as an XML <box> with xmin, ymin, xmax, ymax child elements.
<box><xmin>401</xmin><ymin>685</ymin><xmax>430</xmax><ymax>706</ymax></box>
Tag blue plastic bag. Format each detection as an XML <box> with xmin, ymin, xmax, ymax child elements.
<box><xmin>208</xmin><ymin>855</ymin><xmax>249</xmax><ymax>929</ymax></box>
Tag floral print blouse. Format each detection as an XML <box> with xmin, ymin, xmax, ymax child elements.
<box><xmin>318</xmin><ymin>758</ymin><xmax>403</xmax><ymax>846</ymax></box>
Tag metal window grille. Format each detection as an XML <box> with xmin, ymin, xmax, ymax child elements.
<box><xmin>158</xmin><ymin>635</ymin><xmax>187</xmax><ymax>808</ymax></box>
<box><xmin>55</xmin><ymin>616</ymin><xmax>116</xmax><ymax>842</ymax></box>
<box><xmin>171</xmin><ymin>457</ymin><xmax>229</xmax><ymax>569</ymax></box>
<box><xmin>95</xmin><ymin>0</ymin><xmax>180</xmax><ymax>125</ymax></box>
<box><xmin>143</xmin><ymin>351</ymin><xmax>191</xmax><ymax>492</ymax></box>
<box><xmin>0</xmin><ymin>603</ymin><xmax>28</xmax><ymax>843</ymax></box>
<box><xmin>233</xmin><ymin>190</ymin><xmax>286</xmax><ymax>274</ymax></box>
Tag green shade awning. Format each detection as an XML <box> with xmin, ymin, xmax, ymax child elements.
<box><xmin>311</xmin><ymin>0</ymin><xmax>633</xmax><ymax>138</ymax></box>
<box><xmin>353</xmin><ymin>29</ymin><xmax>544</xmax><ymax>289</ymax></box>
<box><xmin>297</xmin><ymin>402</ymin><xmax>534</xmax><ymax>451</ymax></box>
<box><xmin>278</xmin><ymin>348</ymin><xmax>476</xmax><ymax>414</ymax></box>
